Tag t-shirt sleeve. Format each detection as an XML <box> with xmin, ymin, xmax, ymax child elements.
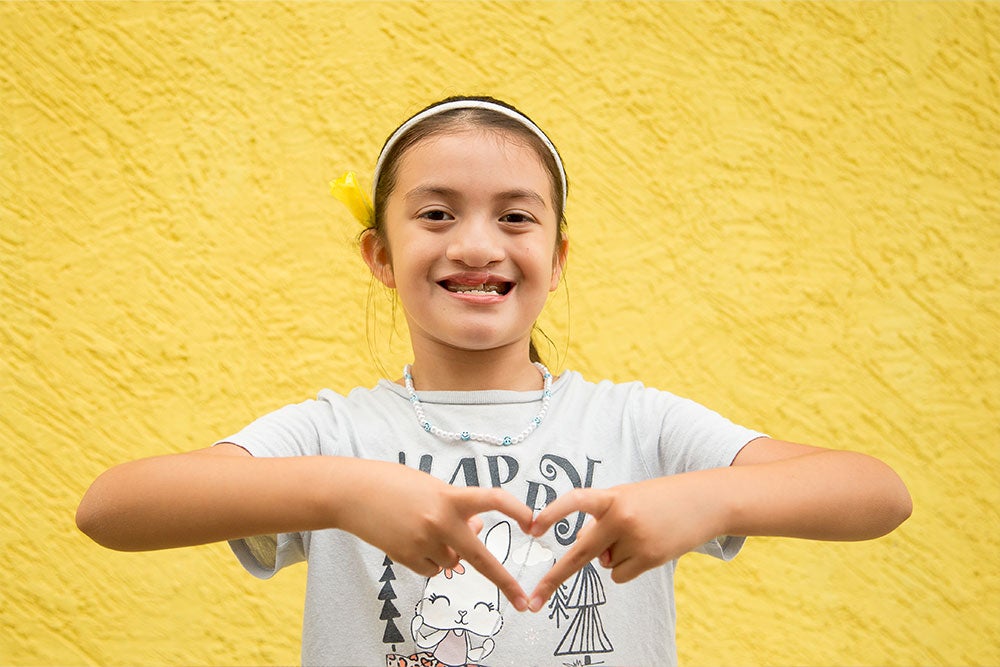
<box><xmin>212</xmin><ymin>398</ymin><xmax>335</xmax><ymax>578</ymax></box>
<box><xmin>633</xmin><ymin>385</ymin><xmax>767</xmax><ymax>560</ymax></box>
<box><xmin>214</xmin><ymin>399</ymin><xmax>332</xmax><ymax>458</ymax></box>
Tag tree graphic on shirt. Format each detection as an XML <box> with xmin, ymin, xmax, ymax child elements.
<box><xmin>554</xmin><ymin>562</ymin><xmax>613</xmax><ymax>660</ymax></box>
<box><xmin>378</xmin><ymin>555</ymin><xmax>405</xmax><ymax>649</ymax></box>
<box><xmin>547</xmin><ymin>581</ymin><xmax>570</xmax><ymax>627</ymax></box>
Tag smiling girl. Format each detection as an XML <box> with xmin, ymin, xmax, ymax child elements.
<box><xmin>77</xmin><ymin>96</ymin><xmax>911</xmax><ymax>666</ymax></box>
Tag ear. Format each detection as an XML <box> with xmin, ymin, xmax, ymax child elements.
<box><xmin>549</xmin><ymin>234</ymin><xmax>569</xmax><ymax>292</ymax></box>
<box><xmin>360</xmin><ymin>228</ymin><xmax>395</xmax><ymax>288</ymax></box>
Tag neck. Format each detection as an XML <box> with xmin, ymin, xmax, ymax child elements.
<box><xmin>405</xmin><ymin>342</ymin><xmax>544</xmax><ymax>391</ymax></box>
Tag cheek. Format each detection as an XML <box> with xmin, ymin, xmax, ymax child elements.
<box><xmin>421</xmin><ymin>598</ymin><xmax>452</xmax><ymax>627</ymax></box>
<box><xmin>467</xmin><ymin>607</ymin><xmax>501</xmax><ymax>634</ymax></box>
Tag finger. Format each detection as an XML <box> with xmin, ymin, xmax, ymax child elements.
<box><xmin>610</xmin><ymin>555</ymin><xmax>646</xmax><ymax>584</ymax></box>
<box><xmin>453</xmin><ymin>487</ymin><xmax>534</xmax><ymax>534</ymax></box>
<box><xmin>528</xmin><ymin>524</ymin><xmax>614</xmax><ymax>612</ymax></box>
<box><xmin>467</xmin><ymin>514</ymin><xmax>484</xmax><ymax>535</ymax></box>
<box><xmin>452</xmin><ymin>530</ymin><xmax>528</xmax><ymax>612</ymax></box>
<box><xmin>601</xmin><ymin>542</ymin><xmax>633</xmax><ymax>570</ymax></box>
<box><xmin>409</xmin><ymin>557</ymin><xmax>441</xmax><ymax>578</ymax></box>
<box><xmin>434</xmin><ymin>546</ymin><xmax>461</xmax><ymax>571</ymax></box>
<box><xmin>530</xmin><ymin>488</ymin><xmax>611</xmax><ymax>537</ymax></box>
<box><xmin>413</xmin><ymin>537</ymin><xmax>462</xmax><ymax>572</ymax></box>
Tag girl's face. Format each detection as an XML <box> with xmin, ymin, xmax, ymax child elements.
<box><xmin>363</xmin><ymin>128</ymin><xmax>567</xmax><ymax>361</ymax></box>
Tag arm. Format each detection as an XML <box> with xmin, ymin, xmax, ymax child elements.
<box><xmin>77</xmin><ymin>445</ymin><xmax>534</xmax><ymax>609</ymax></box>
<box><xmin>724</xmin><ymin>438</ymin><xmax>912</xmax><ymax>540</ymax></box>
<box><xmin>77</xmin><ymin>444</ymin><xmax>338</xmax><ymax>552</ymax></box>
<box><xmin>526</xmin><ymin>438</ymin><xmax>911</xmax><ymax>611</ymax></box>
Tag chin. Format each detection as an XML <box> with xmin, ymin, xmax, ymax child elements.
<box><xmin>435</xmin><ymin>327</ymin><xmax>528</xmax><ymax>352</ymax></box>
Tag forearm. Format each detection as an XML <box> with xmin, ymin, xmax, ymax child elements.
<box><xmin>526</xmin><ymin>445</ymin><xmax>911</xmax><ymax>606</ymax></box>
<box><xmin>76</xmin><ymin>451</ymin><xmax>369</xmax><ymax>551</ymax></box>
<box><xmin>719</xmin><ymin>449</ymin><xmax>912</xmax><ymax>541</ymax></box>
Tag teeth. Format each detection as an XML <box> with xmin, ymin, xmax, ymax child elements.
<box><xmin>451</xmin><ymin>283</ymin><xmax>501</xmax><ymax>294</ymax></box>
<box><xmin>455</xmin><ymin>284</ymin><xmax>500</xmax><ymax>294</ymax></box>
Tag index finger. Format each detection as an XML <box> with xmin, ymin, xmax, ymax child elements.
<box><xmin>530</xmin><ymin>488</ymin><xmax>611</xmax><ymax>537</ymax></box>
<box><xmin>528</xmin><ymin>522</ymin><xmax>614</xmax><ymax>612</ymax></box>
<box><xmin>452</xmin><ymin>527</ymin><xmax>528</xmax><ymax>612</ymax></box>
<box><xmin>452</xmin><ymin>486</ymin><xmax>535</xmax><ymax>535</ymax></box>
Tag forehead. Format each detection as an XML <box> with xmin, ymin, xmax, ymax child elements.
<box><xmin>393</xmin><ymin>128</ymin><xmax>554</xmax><ymax>206</ymax></box>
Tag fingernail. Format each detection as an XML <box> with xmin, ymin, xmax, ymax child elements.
<box><xmin>513</xmin><ymin>596</ymin><xmax>528</xmax><ymax>612</ymax></box>
<box><xmin>529</xmin><ymin>595</ymin><xmax>544</xmax><ymax>612</ymax></box>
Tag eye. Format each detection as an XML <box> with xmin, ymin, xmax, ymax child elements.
<box><xmin>428</xmin><ymin>593</ymin><xmax>450</xmax><ymax>605</ymax></box>
<box><xmin>474</xmin><ymin>601</ymin><xmax>496</xmax><ymax>612</ymax></box>
<box><xmin>499</xmin><ymin>212</ymin><xmax>535</xmax><ymax>224</ymax></box>
<box><xmin>419</xmin><ymin>209</ymin><xmax>453</xmax><ymax>222</ymax></box>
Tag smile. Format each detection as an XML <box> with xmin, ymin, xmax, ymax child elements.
<box><xmin>439</xmin><ymin>280</ymin><xmax>513</xmax><ymax>296</ymax></box>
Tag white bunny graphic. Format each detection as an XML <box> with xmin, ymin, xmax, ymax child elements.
<box><xmin>410</xmin><ymin>521</ymin><xmax>511</xmax><ymax>666</ymax></box>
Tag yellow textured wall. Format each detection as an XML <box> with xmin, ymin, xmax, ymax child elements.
<box><xmin>2</xmin><ymin>1</ymin><xmax>998</xmax><ymax>665</ymax></box>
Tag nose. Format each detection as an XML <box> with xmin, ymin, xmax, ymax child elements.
<box><xmin>446</xmin><ymin>217</ymin><xmax>505</xmax><ymax>267</ymax></box>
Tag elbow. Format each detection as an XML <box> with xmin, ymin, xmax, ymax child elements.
<box><xmin>76</xmin><ymin>477</ymin><xmax>128</xmax><ymax>551</ymax></box>
<box><xmin>75</xmin><ymin>487</ymin><xmax>109</xmax><ymax>547</ymax></box>
<box><xmin>876</xmin><ymin>467</ymin><xmax>913</xmax><ymax>537</ymax></box>
<box><xmin>844</xmin><ymin>455</ymin><xmax>913</xmax><ymax>540</ymax></box>
<box><xmin>890</xmin><ymin>479</ymin><xmax>913</xmax><ymax>530</ymax></box>
<box><xmin>75</xmin><ymin>501</ymin><xmax>99</xmax><ymax>542</ymax></box>
<box><xmin>76</xmin><ymin>503</ymin><xmax>134</xmax><ymax>552</ymax></box>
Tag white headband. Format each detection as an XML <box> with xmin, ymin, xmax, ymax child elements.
<box><xmin>371</xmin><ymin>100</ymin><xmax>568</xmax><ymax>209</ymax></box>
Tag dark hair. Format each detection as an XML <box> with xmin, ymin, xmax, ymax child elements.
<box><xmin>366</xmin><ymin>96</ymin><xmax>568</xmax><ymax>364</ymax></box>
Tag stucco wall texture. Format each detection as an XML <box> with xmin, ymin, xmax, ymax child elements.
<box><xmin>2</xmin><ymin>1</ymin><xmax>997</xmax><ymax>665</ymax></box>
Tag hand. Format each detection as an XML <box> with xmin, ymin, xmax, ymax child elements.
<box><xmin>469</xmin><ymin>637</ymin><xmax>495</xmax><ymax>661</ymax></box>
<box><xmin>410</xmin><ymin>614</ymin><xmax>423</xmax><ymax>643</ymax></box>
<box><xmin>526</xmin><ymin>471</ymin><xmax>729</xmax><ymax>612</ymax></box>
<box><xmin>332</xmin><ymin>459</ymin><xmax>534</xmax><ymax>611</ymax></box>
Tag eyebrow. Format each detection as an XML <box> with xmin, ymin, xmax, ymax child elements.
<box><xmin>404</xmin><ymin>185</ymin><xmax>549</xmax><ymax>209</ymax></box>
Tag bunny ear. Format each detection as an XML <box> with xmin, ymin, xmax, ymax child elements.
<box><xmin>484</xmin><ymin>521</ymin><xmax>512</xmax><ymax>565</ymax></box>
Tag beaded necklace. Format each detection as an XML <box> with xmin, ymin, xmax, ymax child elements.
<box><xmin>402</xmin><ymin>363</ymin><xmax>552</xmax><ymax>446</ymax></box>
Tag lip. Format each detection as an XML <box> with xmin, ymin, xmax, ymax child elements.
<box><xmin>442</xmin><ymin>286</ymin><xmax>511</xmax><ymax>304</ymax></box>
<box><xmin>437</xmin><ymin>271</ymin><xmax>515</xmax><ymax>301</ymax></box>
<box><xmin>438</xmin><ymin>271</ymin><xmax>512</xmax><ymax>287</ymax></box>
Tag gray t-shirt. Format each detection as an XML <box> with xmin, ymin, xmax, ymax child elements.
<box><xmin>220</xmin><ymin>370</ymin><xmax>765</xmax><ymax>666</ymax></box>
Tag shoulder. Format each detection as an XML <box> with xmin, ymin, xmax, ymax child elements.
<box><xmin>317</xmin><ymin>379</ymin><xmax>408</xmax><ymax>409</ymax></box>
<box><xmin>557</xmin><ymin>371</ymin><xmax>752</xmax><ymax>438</ymax></box>
<box><xmin>558</xmin><ymin>369</ymin><xmax>684</xmax><ymax>404</ymax></box>
<box><xmin>555</xmin><ymin>370</ymin><xmax>697</xmax><ymax>425</ymax></box>
<box><xmin>306</xmin><ymin>380</ymin><xmax>412</xmax><ymax>431</ymax></box>
<box><xmin>235</xmin><ymin>381</ymin><xmax>405</xmax><ymax>431</ymax></box>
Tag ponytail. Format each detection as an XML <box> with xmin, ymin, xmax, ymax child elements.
<box><xmin>528</xmin><ymin>338</ymin><xmax>542</xmax><ymax>364</ymax></box>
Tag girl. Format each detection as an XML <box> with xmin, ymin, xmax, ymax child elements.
<box><xmin>77</xmin><ymin>96</ymin><xmax>912</xmax><ymax>666</ymax></box>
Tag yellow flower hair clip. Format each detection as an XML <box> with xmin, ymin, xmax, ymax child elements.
<box><xmin>329</xmin><ymin>171</ymin><xmax>374</xmax><ymax>228</ymax></box>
